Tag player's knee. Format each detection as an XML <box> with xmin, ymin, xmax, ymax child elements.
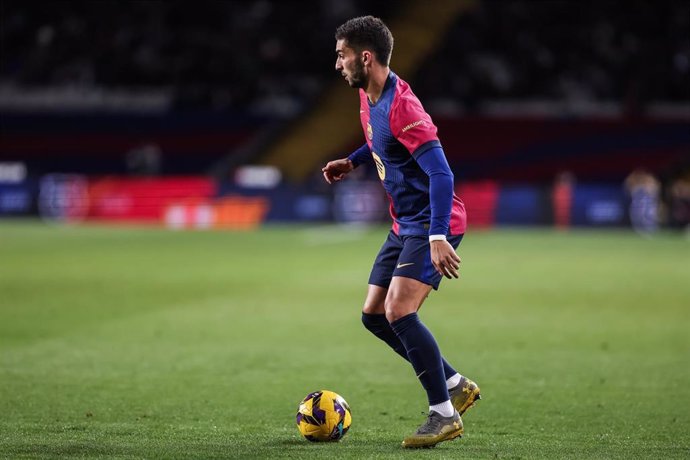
<box><xmin>384</xmin><ymin>309</ymin><xmax>401</xmax><ymax>323</ymax></box>
<box><xmin>384</xmin><ymin>300</ymin><xmax>414</xmax><ymax>323</ymax></box>
<box><xmin>362</xmin><ymin>294</ymin><xmax>385</xmax><ymax>315</ymax></box>
<box><xmin>383</xmin><ymin>290</ymin><xmax>400</xmax><ymax>322</ymax></box>
<box><xmin>361</xmin><ymin>303</ymin><xmax>382</xmax><ymax>315</ymax></box>
<box><xmin>362</xmin><ymin>285</ymin><xmax>387</xmax><ymax>315</ymax></box>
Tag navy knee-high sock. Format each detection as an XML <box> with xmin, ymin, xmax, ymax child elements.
<box><xmin>361</xmin><ymin>313</ymin><xmax>457</xmax><ymax>380</ymax></box>
<box><xmin>390</xmin><ymin>312</ymin><xmax>449</xmax><ymax>405</ymax></box>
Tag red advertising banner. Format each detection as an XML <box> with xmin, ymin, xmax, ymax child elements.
<box><xmin>87</xmin><ymin>177</ymin><xmax>215</xmax><ymax>222</ymax></box>
<box><xmin>456</xmin><ymin>181</ymin><xmax>499</xmax><ymax>229</ymax></box>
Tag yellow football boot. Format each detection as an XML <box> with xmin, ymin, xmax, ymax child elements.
<box><xmin>401</xmin><ymin>410</ymin><xmax>463</xmax><ymax>448</ymax></box>
<box><xmin>449</xmin><ymin>376</ymin><xmax>481</xmax><ymax>416</ymax></box>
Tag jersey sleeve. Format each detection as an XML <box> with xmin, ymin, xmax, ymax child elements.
<box><xmin>389</xmin><ymin>95</ymin><xmax>440</xmax><ymax>156</ymax></box>
<box><xmin>347</xmin><ymin>143</ymin><xmax>372</xmax><ymax>167</ymax></box>
<box><xmin>415</xmin><ymin>146</ymin><xmax>454</xmax><ymax>236</ymax></box>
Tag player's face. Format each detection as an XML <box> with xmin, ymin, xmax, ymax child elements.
<box><xmin>335</xmin><ymin>40</ymin><xmax>366</xmax><ymax>88</ymax></box>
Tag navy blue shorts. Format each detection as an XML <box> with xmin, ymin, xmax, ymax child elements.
<box><xmin>368</xmin><ymin>230</ymin><xmax>463</xmax><ymax>290</ymax></box>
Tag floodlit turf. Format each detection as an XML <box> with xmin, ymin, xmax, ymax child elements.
<box><xmin>1</xmin><ymin>220</ymin><xmax>689</xmax><ymax>459</ymax></box>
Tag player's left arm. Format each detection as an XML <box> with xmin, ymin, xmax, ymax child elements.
<box><xmin>415</xmin><ymin>146</ymin><xmax>461</xmax><ymax>279</ymax></box>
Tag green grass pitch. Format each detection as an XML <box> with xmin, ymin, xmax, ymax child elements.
<box><xmin>1</xmin><ymin>221</ymin><xmax>689</xmax><ymax>459</ymax></box>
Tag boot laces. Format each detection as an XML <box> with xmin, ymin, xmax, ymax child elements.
<box><xmin>416</xmin><ymin>411</ymin><xmax>444</xmax><ymax>435</ymax></box>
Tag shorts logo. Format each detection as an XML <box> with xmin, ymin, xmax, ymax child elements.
<box><xmin>367</xmin><ymin>122</ymin><xmax>373</xmax><ymax>141</ymax></box>
<box><xmin>396</xmin><ymin>262</ymin><xmax>414</xmax><ymax>268</ymax></box>
<box><xmin>372</xmin><ymin>152</ymin><xmax>385</xmax><ymax>180</ymax></box>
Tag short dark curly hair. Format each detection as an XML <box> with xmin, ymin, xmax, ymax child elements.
<box><xmin>335</xmin><ymin>16</ymin><xmax>394</xmax><ymax>66</ymax></box>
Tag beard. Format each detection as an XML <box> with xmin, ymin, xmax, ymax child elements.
<box><xmin>347</xmin><ymin>57</ymin><xmax>366</xmax><ymax>88</ymax></box>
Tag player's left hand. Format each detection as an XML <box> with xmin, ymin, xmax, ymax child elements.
<box><xmin>430</xmin><ymin>240</ymin><xmax>461</xmax><ymax>279</ymax></box>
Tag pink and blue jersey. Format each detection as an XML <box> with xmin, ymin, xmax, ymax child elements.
<box><xmin>348</xmin><ymin>71</ymin><xmax>466</xmax><ymax>237</ymax></box>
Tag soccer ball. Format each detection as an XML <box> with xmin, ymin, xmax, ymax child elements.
<box><xmin>296</xmin><ymin>390</ymin><xmax>352</xmax><ymax>442</ymax></box>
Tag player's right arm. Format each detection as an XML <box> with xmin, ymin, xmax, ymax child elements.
<box><xmin>322</xmin><ymin>143</ymin><xmax>371</xmax><ymax>184</ymax></box>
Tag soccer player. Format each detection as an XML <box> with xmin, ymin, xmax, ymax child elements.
<box><xmin>322</xmin><ymin>16</ymin><xmax>481</xmax><ymax>448</ymax></box>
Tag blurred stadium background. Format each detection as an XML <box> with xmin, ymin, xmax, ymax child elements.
<box><xmin>1</xmin><ymin>0</ymin><xmax>689</xmax><ymax>231</ymax></box>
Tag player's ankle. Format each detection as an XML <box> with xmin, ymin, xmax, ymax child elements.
<box><xmin>429</xmin><ymin>400</ymin><xmax>455</xmax><ymax>417</ymax></box>
<box><xmin>446</xmin><ymin>373</ymin><xmax>461</xmax><ymax>389</ymax></box>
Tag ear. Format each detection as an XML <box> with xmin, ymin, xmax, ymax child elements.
<box><xmin>362</xmin><ymin>51</ymin><xmax>373</xmax><ymax>65</ymax></box>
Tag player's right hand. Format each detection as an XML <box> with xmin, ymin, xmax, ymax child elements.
<box><xmin>430</xmin><ymin>240</ymin><xmax>462</xmax><ymax>279</ymax></box>
<box><xmin>322</xmin><ymin>158</ymin><xmax>354</xmax><ymax>184</ymax></box>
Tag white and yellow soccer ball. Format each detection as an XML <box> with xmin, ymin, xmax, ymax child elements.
<box><xmin>296</xmin><ymin>390</ymin><xmax>352</xmax><ymax>442</ymax></box>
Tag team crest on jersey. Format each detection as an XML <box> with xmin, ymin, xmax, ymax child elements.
<box><xmin>372</xmin><ymin>152</ymin><xmax>385</xmax><ymax>180</ymax></box>
<box><xmin>367</xmin><ymin>123</ymin><xmax>373</xmax><ymax>141</ymax></box>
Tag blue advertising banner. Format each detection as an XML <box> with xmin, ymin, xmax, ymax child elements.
<box><xmin>571</xmin><ymin>184</ymin><xmax>627</xmax><ymax>226</ymax></box>
<box><xmin>0</xmin><ymin>181</ymin><xmax>34</xmax><ymax>215</ymax></box>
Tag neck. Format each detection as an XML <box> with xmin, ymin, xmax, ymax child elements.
<box><xmin>364</xmin><ymin>66</ymin><xmax>390</xmax><ymax>104</ymax></box>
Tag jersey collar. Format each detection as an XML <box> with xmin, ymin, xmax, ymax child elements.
<box><xmin>368</xmin><ymin>70</ymin><xmax>397</xmax><ymax>108</ymax></box>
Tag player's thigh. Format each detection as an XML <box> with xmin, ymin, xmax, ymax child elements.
<box><xmin>384</xmin><ymin>276</ymin><xmax>433</xmax><ymax>323</ymax></box>
<box><xmin>368</xmin><ymin>230</ymin><xmax>403</xmax><ymax>290</ymax></box>
<box><xmin>362</xmin><ymin>284</ymin><xmax>387</xmax><ymax>314</ymax></box>
<box><xmin>392</xmin><ymin>234</ymin><xmax>463</xmax><ymax>290</ymax></box>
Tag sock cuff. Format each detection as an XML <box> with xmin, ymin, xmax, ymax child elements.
<box><xmin>361</xmin><ymin>312</ymin><xmax>387</xmax><ymax>325</ymax></box>
<box><xmin>361</xmin><ymin>312</ymin><xmax>386</xmax><ymax>319</ymax></box>
<box><xmin>429</xmin><ymin>400</ymin><xmax>455</xmax><ymax>416</ymax></box>
<box><xmin>390</xmin><ymin>312</ymin><xmax>419</xmax><ymax>335</ymax></box>
<box><xmin>446</xmin><ymin>373</ymin><xmax>462</xmax><ymax>389</ymax></box>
